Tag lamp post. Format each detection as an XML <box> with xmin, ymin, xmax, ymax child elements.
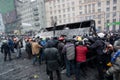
<box><xmin>53</xmin><ymin>21</ymin><xmax>57</xmax><ymax>37</ymax></box>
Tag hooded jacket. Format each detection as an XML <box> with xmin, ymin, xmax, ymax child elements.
<box><xmin>44</xmin><ymin>40</ymin><xmax>61</xmax><ymax>71</ymax></box>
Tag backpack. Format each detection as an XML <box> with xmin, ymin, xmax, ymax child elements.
<box><xmin>66</xmin><ymin>44</ymin><xmax>75</xmax><ymax>60</ymax></box>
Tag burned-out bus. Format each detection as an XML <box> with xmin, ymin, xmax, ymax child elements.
<box><xmin>35</xmin><ymin>20</ymin><xmax>96</xmax><ymax>38</ymax></box>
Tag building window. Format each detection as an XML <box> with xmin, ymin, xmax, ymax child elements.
<box><xmin>58</xmin><ymin>5</ymin><xmax>60</xmax><ymax>8</ymax></box>
<box><xmin>84</xmin><ymin>0</ymin><xmax>86</xmax><ymax>3</ymax></box>
<box><xmin>98</xmin><ymin>14</ymin><xmax>101</xmax><ymax>19</ymax></box>
<box><xmin>59</xmin><ymin>15</ymin><xmax>61</xmax><ymax>18</ymax></box>
<box><xmin>98</xmin><ymin>26</ymin><xmax>102</xmax><ymax>32</ymax></box>
<box><xmin>92</xmin><ymin>4</ymin><xmax>95</xmax><ymax>13</ymax></box>
<box><xmin>98</xmin><ymin>9</ymin><xmax>101</xmax><ymax>12</ymax></box>
<box><xmin>72</xmin><ymin>7</ymin><xmax>75</xmax><ymax>11</ymax></box>
<box><xmin>92</xmin><ymin>9</ymin><xmax>95</xmax><ymax>13</ymax></box>
<box><xmin>106</xmin><ymin>7</ymin><xmax>110</xmax><ymax>12</ymax></box>
<box><xmin>72</xmin><ymin>2</ymin><xmax>74</xmax><ymax>5</ymax></box>
<box><xmin>50</xmin><ymin>7</ymin><xmax>52</xmax><ymax>9</ymax></box>
<box><xmin>106</xmin><ymin>0</ymin><xmax>110</xmax><ymax>5</ymax></box>
<box><xmin>58</xmin><ymin>10</ymin><xmax>61</xmax><ymax>13</ymax></box>
<box><xmin>93</xmin><ymin>15</ymin><xmax>96</xmax><ymax>19</ymax></box>
<box><xmin>98</xmin><ymin>20</ymin><xmax>101</xmax><ymax>24</ymax></box>
<box><xmin>57</xmin><ymin>0</ymin><xmax>60</xmax><ymax>2</ymax></box>
<box><xmin>106</xmin><ymin>20</ymin><xmax>110</xmax><ymax>23</ymax></box>
<box><xmin>85</xmin><ymin>16</ymin><xmax>88</xmax><ymax>20</ymax></box>
<box><xmin>85</xmin><ymin>5</ymin><xmax>87</xmax><ymax>14</ymax></box>
<box><xmin>106</xmin><ymin>13</ymin><xmax>110</xmax><ymax>18</ymax></box>
<box><xmin>88</xmin><ymin>4</ymin><xmax>91</xmax><ymax>13</ymax></box>
<box><xmin>50</xmin><ymin>11</ymin><xmax>52</xmax><ymax>15</ymax></box>
<box><xmin>113</xmin><ymin>12</ymin><xmax>116</xmax><ymax>17</ymax></box>
<box><xmin>92</xmin><ymin>3</ymin><xmax>95</xmax><ymax>8</ymax></box>
<box><xmin>119</xmin><ymin>18</ymin><xmax>120</xmax><ymax>30</ymax></box>
<box><xmin>62</xmin><ymin>4</ymin><xmax>65</xmax><ymax>7</ymax></box>
<box><xmin>113</xmin><ymin>19</ymin><xmax>116</xmax><ymax>22</ymax></box>
<box><xmin>79</xmin><ymin>12</ymin><xmax>82</xmax><ymax>15</ymax></box>
<box><xmin>64</xmin><ymin>19</ymin><xmax>66</xmax><ymax>23</ymax></box>
<box><xmin>55</xmin><ymin>16</ymin><xmax>57</xmax><ymax>20</ymax></box>
<box><xmin>63</xmin><ymin>9</ymin><xmax>65</xmax><ymax>12</ymax></box>
<box><xmin>59</xmin><ymin>20</ymin><xmax>61</xmax><ymax>23</ymax></box>
<box><xmin>113</xmin><ymin>0</ymin><xmax>117</xmax><ymax>4</ymax></box>
<box><xmin>79</xmin><ymin>6</ymin><xmax>82</xmax><ymax>10</ymax></box>
<box><xmin>106</xmin><ymin>20</ymin><xmax>110</xmax><ymax>30</ymax></box>
<box><xmin>68</xmin><ymin>19</ymin><xmax>71</xmax><ymax>23</ymax></box>
<box><xmin>63</xmin><ymin>14</ymin><xmax>66</xmax><ymax>18</ymax></box>
<box><xmin>67</xmin><ymin>3</ymin><xmax>70</xmax><ymax>7</ymax></box>
<box><xmin>73</xmin><ymin>13</ymin><xmax>75</xmax><ymax>16</ymax></box>
<box><xmin>113</xmin><ymin>6</ymin><xmax>117</xmax><ymax>11</ymax></box>
<box><xmin>79</xmin><ymin>0</ymin><xmax>82</xmax><ymax>3</ymax></box>
<box><xmin>54</xmin><ymin>10</ymin><xmax>56</xmax><ymax>14</ymax></box>
<box><xmin>51</xmin><ymin>16</ymin><xmax>53</xmax><ymax>20</ymax></box>
<box><xmin>112</xmin><ymin>19</ymin><xmax>116</xmax><ymax>31</ymax></box>
<box><xmin>98</xmin><ymin>2</ymin><xmax>101</xmax><ymax>7</ymax></box>
<box><xmin>67</xmin><ymin>8</ymin><xmax>70</xmax><ymax>12</ymax></box>
<box><xmin>67</xmin><ymin>14</ymin><xmax>70</xmax><ymax>17</ymax></box>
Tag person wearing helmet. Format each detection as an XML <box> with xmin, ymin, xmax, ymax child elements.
<box><xmin>87</xmin><ymin>33</ymin><xmax>107</xmax><ymax>80</ymax></box>
<box><xmin>105</xmin><ymin>39</ymin><xmax>120</xmax><ymax>80</ymax></box>
<box><xmin>58</xmin><ymin>37</ymin><xmax>65</xmax><ymax>69</ymax></box>
<box><xmin>1</xmin><ymin>39</ymin><xmax>11</xmax><ymax>61</ymax></box>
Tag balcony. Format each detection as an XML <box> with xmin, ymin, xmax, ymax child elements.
<box><xmin>33</xmin><ymin>8</ymin><xmax>38</xmax><ymax>11</ymax></box>
<box><xmin>16</xmin><ymin>15</ymin><xmax>21</xmax><ymax>21</ymax></box>
<box><xmin>34</xmin><ymin>17</ymin><xmax>39</xmax><ymax>21</ymax></box>
<box><xmin>34</xmin><ymin>23</ymin><xmax>40</xmax><ymax>26</ymax></box>
<box><xmin>33</xmin><ymin>12</ymin><xmax>39</xmax><ymax>16</ymax></box>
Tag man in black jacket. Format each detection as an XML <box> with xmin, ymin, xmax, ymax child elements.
<box><xmin>44</xmin><ymin>40</ymin><xmax>62</xmax><ymax>80</ymax></box>
<box><xmin>88</xmin><ymin>33</ymin><xmax>107</xmax><ymax>80</ymax></box>
<box><xmin>1</xmin><ymin>40</ymin><xmax>11</xmax><ymax>61</ymax></box>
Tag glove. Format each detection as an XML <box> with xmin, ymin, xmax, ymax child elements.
<box><xmin>107</xmin><ymin>62</ymin><xmax>112</xmax><ymax>67</ymax></box>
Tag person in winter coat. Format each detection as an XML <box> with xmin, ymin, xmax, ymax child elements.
<box><xmin>105</xmin><ymin>40</ymin><xmax>120</xmax><ymax>80</ymax></box>
<box><xmin>105</xmin><ymin>49</ymin><xmax>120</xmax><ymax>80</ymax></box>
<box><xmin>75</xmin><ymin>41</ymin><xmax>88</xmax><ymax>80</ymax></box>
<box><xmin>62</xmin><ymin>39</ymin><xmax>75</xmax><ymax>77</ymax></box>
<box><xmin>1</xmin><ymin>40</ymin><xmax>11</xmax><ymax>61</ymax></box>
<box><xmin>44</xmin><ymin>40</ymin><xmax>62</xmax><ymax>80</ymax></box>
<box><xmin>57</xmin><ymin>37</ymin><xmax>65</xmax><ymax>69</ymax></box>
<box><xmin>31</xmin><ymin>40</ymin><xmax>42</xmax><ymax>65</ymax></box>
<box><xmin>87</xmin><ymin>33</ymin><xmax>107</xmax><ymax>80</ymax></box>
<box><xmin>25</xmin><ymin>39</ymin><xmax>32</xmax><ymax>59</ymax></box>
<box><xmin>14</xmin><ymin>38</ymin><xmax>23</xmax><ymax>58</ymax></box>
<box><xmin>114</xmin><ymin>39</ymin><xmax>120</xmax><ymax>50</ymax></box>
<box><xmin>39</xmin><ymin>38</ymin><xmax>46</xmax><ymax>63</ymax></box>
<box><xmin>8</xmin><ymin>38</ymin><xmax>14</xmax><ymax>53</ymax></box>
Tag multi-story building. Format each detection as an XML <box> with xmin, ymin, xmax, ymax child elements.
<box><xmin>0</xmin><ymin>13</ymin><xmax>5</xmax><ymax>33</ymax></box>
<box><xmin>15</xmin><ymin>0</ymin><xmax>46</xmax><ymax>33</ymax></box>
<box><xmin>2</xmin><ymin>10</ymin><xmax>17</xmax><ymax>33</ymax></box>
<box><xmin>0</xmin><ymin>0</ymin><xmax>17</xmax><ymax>34</ymax></box>
<box><xmin>45</xmin><ymin>0</ymin><xmax>120</xmax><ymax>32</ymax></box>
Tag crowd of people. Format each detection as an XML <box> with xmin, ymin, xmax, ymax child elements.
<box><xmin>0</xmin><ymin>32</ymin><xmax>120</xmax><ymax>80</ymax></box>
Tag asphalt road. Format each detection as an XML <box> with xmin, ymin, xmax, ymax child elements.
<box><xmin>0</xmin><ymin>48</ymin><xmax>98</xmax><ymax>80</ymax></box>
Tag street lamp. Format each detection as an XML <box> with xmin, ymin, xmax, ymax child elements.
<box><xmin>53</xmin><ymin>21</ymin><xmax>57</xmax><ymax>37</ymax></box>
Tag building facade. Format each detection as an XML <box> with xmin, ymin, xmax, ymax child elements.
<box><xmin>45</xmin><ymin>0</ymin><xmax>120</xmax><ymax>32</ymax></box>
<box><xmin>0</xmin><ymin>0</ymin><xmax>17</xmax><ymax>34</ymax></box>
<box><xmin>0</xmin><ymin>13</ymin><xmax>5</xmax><ymax>33</ymax></box>
<box><xmin>2</xmin><ymin>10</ymin><xmax>17</xmax><ymax>34</ymax></box>
<box><xmin>15</xmin><ymin>0</ymin><xmax>46</xmax><ymax>34</ymax></box>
